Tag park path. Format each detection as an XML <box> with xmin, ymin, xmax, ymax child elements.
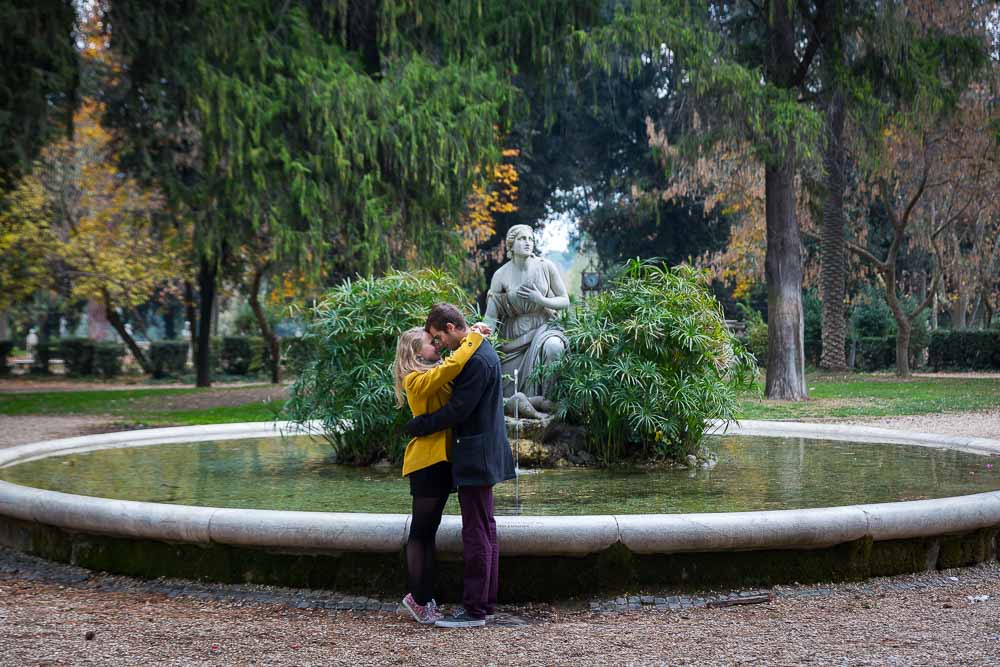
<box><xmin>0</xmin><ymin>381</ymin><xmax>288</xmax><ymax>449</ymax></box>
<box><xmin>0</xmin><ymin>378</ymin><xmax>279</xmax><ymax>393</ymax></box>
<box><xmin>0</xmin><ymin>415</ymin><xmax>131</xmax><ymax>449</ymax></box>
<box><xmin>838</xmin><ymin>409</ymin><xmax>1000</xmax><ymax>439</ymax></box>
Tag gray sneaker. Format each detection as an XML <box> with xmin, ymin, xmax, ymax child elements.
<box><xmin>434</xmin><ymin>610</ymin><xmax>486</xmax><ymax>628</ymax></box>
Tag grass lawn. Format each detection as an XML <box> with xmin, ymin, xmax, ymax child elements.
<box><xmin>0</xmin><ymin>386</ymin><xmax>284</xmax><ymax>426</ymax></box>
<box><xmin>2</xmin><ymin>373</ymin><xmax>999</xmax><ymax>426</ymax></box>
<box><xmin>738</xmin><ymin>373</ymin><xmax>1000</xmax><ymax>420</ymax></box>
<box><xmin>124</xmin><ymin>403</ymin><xmax>283</xmax><ymax>426</ymax></box>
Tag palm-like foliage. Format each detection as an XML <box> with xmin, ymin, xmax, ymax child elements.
<box><xmin>283</xmin><ymin>270</ymin><xmax>473</xmax><ymax>465</ymax></box>
<box><xmin>538</xmin><ymin>259</ymin><xmax>758</xmax><ymax>464</ymax></box>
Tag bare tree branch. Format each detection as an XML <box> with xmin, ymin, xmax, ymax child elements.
<box><xmin>846</xmin><ymin>239</ymin><xmax>886</xmax><ymax>269</ymax></box>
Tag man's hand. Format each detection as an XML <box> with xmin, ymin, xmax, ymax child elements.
<box><xmin>470</xmin><ymin>321</ymin><xmax>493</xmax><ymax>336</ymax></box>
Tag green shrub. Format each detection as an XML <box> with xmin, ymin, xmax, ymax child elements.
<box><xmin>93</xmin><ymin>342</ymin><xmax>125</xmax><ymax>378</ymax></box>
<box><xmin>803</xmin><ymin>288</ymin><xmax>822</xmax><ymax>366</ymax></box>
<box><xmin>928</xmin><ymin>330</ymin><xmax>1000</xmax><ymax>370</ymax></box>
<box><xmin>736</xmin><ymin>303</ymin><xmax>768</xmax><ymax>368</ymax></box>
<box><xmin>59</xmin><ymin>337</ymin><xmax>96</xmax><ymax>376</ymax></box>
<box><xmin>220</xmin><ymin>336</ymin><xmax>266</xmax><ymax>375</ymax></box>
<box><xmin>848</xmin><ymin>285</ymin><xmax>930</xmax><ymax>370</ymax></box>
<box><xmin>281</xmin><ymin>336</ymin><xmax>310</xmax><ymax>375</ymax></box>
<box><xmin>538</xmin><ymin>260</ymin><xmax>758</xmax><ymax>464</ymax></box>
<box><xmin>149</xmin><ymin>341</ymin><xmax>189</xmax><ymax>378</ymax></box>
<box><xmin>850</xmin><ymin>285</ymin><xmax>894</xmax><ymax>338</ymax></box>
<box><xmin>0</xmin><ymin>340</ymin><xmax>12</xmax><ymax>376</ymax></box>
<box><xmin>284</xmin><ymin>270</ymin><xmax>474</xmax><ymax>465</ymax></box>
<box><xmin>855</xmin><ymin>336</ymin><xmax>896</xmax><ymax>372</ymax></box>
<box><xmin>212</xmin><ymin>336</ymin><xmax>222</xmax><ymax>374</ymax></box>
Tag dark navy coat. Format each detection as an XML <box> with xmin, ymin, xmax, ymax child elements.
<box><xmin>405</xmin><ymin>338</ymin><xmax>516</xmax><ymax>487</ymax></box>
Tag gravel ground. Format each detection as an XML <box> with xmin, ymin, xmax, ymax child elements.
<box><xmin>837</xmin><ymin>409</ymin><xmax>1000</xmax><ymax>440</ymax></box>
<box><xmin>0</xmin><ymin>379</ymin><xmax>278</xmax><ymax>393</ymax></box>
<box><xmin>0</xmin><ymin>415</ymin><xmax>127</xmax><ymax>448</ymax></box>
<box><xmin>1</xmin><ymin>554</ymin><xmax>999</xmax><ymax>666</ymax></box>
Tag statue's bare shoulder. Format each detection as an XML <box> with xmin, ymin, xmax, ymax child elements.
<box><xmin>489</xmin><ymin>263</ymin><xmax>512</xmax><ymax>294</ymax></box>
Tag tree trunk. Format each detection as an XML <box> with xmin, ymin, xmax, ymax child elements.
<box><xmin>763</xmin><ymin>0</ymin><xmax>807</xmax><ymax>400</ymax></box>
<box><xmin>86</xmin><ymin>299</ymin><xmax>110</xmax><ymax>341</ymax></box>
<box><xmin>819</xmin><ymin>92</ymin><xmax>848</xmax><ymax>371</ymax></box>
<box><xmin>931</xmin><ymin>288</ymin><xmax>939</xmax><ymax>330</ymax></box>
<box><xmin>103</xmin><ymin>296</ymin><xmax>152</xmax><ymax>374</ymax></box>
<box><xmin>970</xmin><ymin>293</ymin><xmax>984</xmax><ymax>328</ymax></box>
<box><xmin>0</xmin><ymin>310</ymin><xmax>8</xmax><ymax>340</ymax></box>
<box><xmin>195</xmin><ymin>256</ymin><xmax>217</xmax><ymax>388</ymax></box>
<box><xmin>951</xmin><ymin>289</ymin><xmax>969</xmax><ymax>330</ymax></box>
<box><xmin>764</xmin><ymin>153</ymin><xmax>808</xmax><ymax>399</ymax></box>
<box><xmin>248</xmin><ymin>262</ymin><xmax>280</xmax><ymax>384</ymax></box>
<box><xmin>895</xmin><ymin>317</ymin><xmax>912</xmax><ymax>378</ymax></box>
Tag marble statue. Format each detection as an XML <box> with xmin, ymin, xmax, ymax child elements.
<box><xmin>25</xmin><ymin>328</ymin><xmax>38</xmax><ymax>360</ymax></box>
<box><xmin>485</xmin><ymin>224</ymin><xmax>570</xmax><ymax>414</ymax></box>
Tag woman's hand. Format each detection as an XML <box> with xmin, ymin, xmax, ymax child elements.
<box><xmin>470</xmin><ymin>322</ymin><xmax>493</xmax><ymax>336</ymax></box>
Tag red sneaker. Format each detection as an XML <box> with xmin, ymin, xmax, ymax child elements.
<box><xmin>402</xmin><ymin>593</ymin><xmax>443</xmax><ymax>625</ymax></box>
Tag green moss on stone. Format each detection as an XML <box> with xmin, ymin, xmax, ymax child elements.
<box><xmin>937</xmin><ymin>528</ymin><xmax>997</xmax><ymax>569</ymax></box>
<box><xmin>2</xmin><ymin>516</ymin><xmax>998</xmax><ymax>600</ymax></box>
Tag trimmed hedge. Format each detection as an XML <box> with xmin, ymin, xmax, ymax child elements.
<box><xmin>928</xmin><ymin>330</ymin><xmax>1000</xmax><ymax>370</ymax></box>
<box><xmin>220</xmin><ymin>336</ymin><xmax>266</xmax><ymax>376</ymax></box>
<box><xmin>93</xmin><ymin>342</ymin><xmax>125</xmax><ymax>378</ymax></box>
<box><xmin>852</xmin><ymin>336</ymin><xmax>926</xmax><ymax>372</ymax></box>
<box><xmin>150</xmin><ymin>341</ymin><xmax>190</xmax><ymax>378</ymax></box>
<box><xmin>58</xmin><ymin>338</ymin><xmax>96</xmax><ymax>376</ymax></box>
<box><xmin>0</xmin><ymin>340</ymin><xmax>12</xmax><ymax>376</ymax></box>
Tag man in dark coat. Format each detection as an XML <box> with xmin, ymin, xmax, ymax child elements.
<box><xmin>405</xmin><ymin>303</ymin><xmax>516</xmax><ymax>628</ymax></box>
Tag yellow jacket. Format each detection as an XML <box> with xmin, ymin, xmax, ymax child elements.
<box><xmin>401</xmin><ymin>331</ymin><xmax>484</xmax><ymax>477</ymax></box>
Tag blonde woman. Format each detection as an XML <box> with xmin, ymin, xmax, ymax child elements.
<box><xmin>392</xmin><ymin>322</ymin><xmax>487</xmax><ymax>624</ymax></box>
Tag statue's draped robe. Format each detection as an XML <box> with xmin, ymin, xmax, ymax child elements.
<box><xmin>488</xmin><ymin>259</ymin><xmax>568</xmax><ymax>397</ymax></box>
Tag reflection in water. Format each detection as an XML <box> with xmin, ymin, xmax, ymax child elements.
<box><xmin>1</xmin><ymin>435</ymin><xmax>998</xmax><ymax>515</ymax></box>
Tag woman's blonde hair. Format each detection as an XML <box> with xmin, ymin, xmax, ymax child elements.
<box><xmin>393</xmin><ymin>327</ymin><xmax>437</xmax><ymax>408</ymax></box>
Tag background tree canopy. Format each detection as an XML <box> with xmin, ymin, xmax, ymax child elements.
<box><xmin>0</xmin><ymin>0</ymin><xmax>79</xmax><ymax>191</ymax></box>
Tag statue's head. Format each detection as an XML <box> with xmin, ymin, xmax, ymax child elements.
<box><xmin>506</xmin><ymin>224</ymin><xmax>535</xmax><ymax>260</ymax></box>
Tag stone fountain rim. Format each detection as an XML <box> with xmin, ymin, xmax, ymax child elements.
<box><xmin>1</xmin><ymin>419</ymin><xmax>999</xmax><ymax>557</ymax></box>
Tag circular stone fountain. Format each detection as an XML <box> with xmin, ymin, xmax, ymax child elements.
<box><xmin>1</xmin><ymin>420</ymin><xmax>999</xmax><ymax>600</ymax></box>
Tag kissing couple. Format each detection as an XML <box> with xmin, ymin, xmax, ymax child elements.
<box><xmin>392</xmin><ymin>303</ymin><xmax>516</xmax><ymax>628</ymax></box>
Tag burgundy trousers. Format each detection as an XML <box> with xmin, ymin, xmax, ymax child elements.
<box><xmin>457</xmin><ymin>485</ymin><xmax>499</xmax><ymax>619</ymax></box>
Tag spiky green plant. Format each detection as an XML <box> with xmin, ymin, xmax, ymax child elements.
<box><xmin>538</xmin><ymin>259</ymin><xmax>758</xmax><ymax>464</ymax></box>
<box><xmin>283</xmin><ymin>269</ymin><xmax>474</xmax><ymax>465</ymax></box>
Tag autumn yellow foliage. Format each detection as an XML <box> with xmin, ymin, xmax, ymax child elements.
<box><xmin>1</xmin><ymin>96</ymin><xmax>184</xmax><ymax>315</ymax></box>
<box><xmin>0</xmin><ymin>176</ymin><xmax>56</xmax><ymax>310</ymax></box>
<box><xmin>457</xmin><ymin>148</ymin><xmax>520</xmax><ymax>251</ymax></box>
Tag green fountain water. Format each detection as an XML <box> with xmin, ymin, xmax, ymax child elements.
<box><xmin>2</xmin><ymin>434</ymin><xmax>997</xmax><ymax>515</ymax></box>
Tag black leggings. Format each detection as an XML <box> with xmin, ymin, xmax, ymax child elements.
<box><xmin>406</xmin><ymin>495</ymin><xmax>449</xmax><ymax>605</ymax></box>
